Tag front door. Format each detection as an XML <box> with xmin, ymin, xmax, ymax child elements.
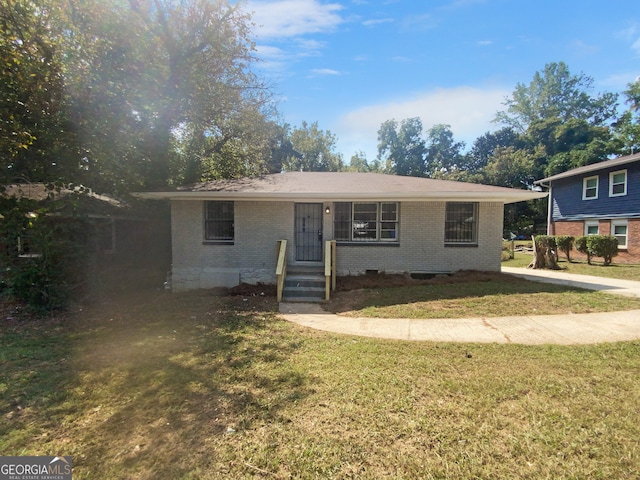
<box><xmin>295</xmin><ymin>203</ymin><xmax>323</xmax><ymax>261</ymax></box>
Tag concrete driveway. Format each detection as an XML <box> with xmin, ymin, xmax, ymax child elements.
<box><xmin>279</xmin><ymin>267</ymin><xmax>640</xmax><ymax>345</ymax></box>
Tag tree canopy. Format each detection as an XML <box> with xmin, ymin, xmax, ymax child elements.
<box><xmin>1</xmin><ymin>0</ymin><xmax>274</xmax><ymax>193</ymax></box>
<box><xmin>370</xmin><ymin>63</ymin><xmax>637</xmax><ymax>235</ymax></box>
<box><xmin>2</xmin><ymin>11</ymin><xmax>638</xmax><ymax>236</ymax></box>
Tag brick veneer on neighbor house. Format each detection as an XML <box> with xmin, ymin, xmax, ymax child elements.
<box><xmin>551</xmin><ymin>219</ymin><xmax>640</xmax><ymax>264</ymax></box>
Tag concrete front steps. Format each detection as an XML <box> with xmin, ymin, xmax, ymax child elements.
<box><xmin>282</xmin><ymin>265</ymin><xmax>326</xmax><ymax>303</ymax></box>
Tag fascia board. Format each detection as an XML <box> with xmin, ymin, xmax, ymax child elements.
<box><xmin>134</xmin><ymin>191</ymin><xmax>547</xmax><ymax>204</ymax></box>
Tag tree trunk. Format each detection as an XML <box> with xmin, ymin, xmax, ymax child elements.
<box><xmin>528</xmin><ymin>235</ymin><xmax>560</xmax><ymax>270</ymax></box>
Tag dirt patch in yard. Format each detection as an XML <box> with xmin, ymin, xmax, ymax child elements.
<box><xmin>226</xmin><ymin>270</ymin><xmax>511</xmax><ymax>299</ymax></box>
<box><xmin>335</xmin><ymin>270</ymin><xmax>507</xmax><ymax>291</ymax></box>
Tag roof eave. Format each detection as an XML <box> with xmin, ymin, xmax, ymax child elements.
<box><xmin>133</xmin><ymin>191</ymin><xmax>547</xmax><ymax>203</ymax></box>
<box><xmin>535</xmin><ymin>153</ymin><xmax>640</xmax><ymax>184</ymax></box>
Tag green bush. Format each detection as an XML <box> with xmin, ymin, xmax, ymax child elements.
<box><xmin>0</xmin><ymin>197</ymin><xmax>89</xmax><ymax>312</ymax></box>
<box><xmin>555</xmin><ymin>235</ymin><xmax>574</xmax><ymax>262</ymax></box>
<box><xmin>574</xmin><ymin>235</ymin><xmax>618</xmax><ymax>266</ymax></box>
<box><xmin>574</xmin><ymin>236</ymin><xmax>590</xmax><ymax>263</ymax></box>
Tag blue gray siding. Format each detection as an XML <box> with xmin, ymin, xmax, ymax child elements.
<box><xmin>550</xmin><ymin>161</ymin><xmax>640</xmax><ymax>220</ymax></box>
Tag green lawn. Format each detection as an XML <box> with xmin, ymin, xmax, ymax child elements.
<box><xmin>327</xmin><ymin>271</ymin><xmax>640</xmax><ymax>319</ymax></box>
<box><xmin>503</xmin><ymin>248</ymin><xmax>640</xmax><ymax>281</ymax></box>
<box><xmin>2</xmin><ymin>291</ymin><xmax>640</xmax><ymax>479</ymax></box>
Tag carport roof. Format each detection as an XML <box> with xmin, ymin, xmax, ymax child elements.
<box><xmin>134</xmin><ymin>172</ymin><xmax>547</xmax><ymax>204</ymax></box>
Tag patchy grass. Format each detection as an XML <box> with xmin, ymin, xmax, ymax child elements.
<box><xmin>327</xmin><ymin>270</ymin><xmax>640</xmax><ymax>319</ymax></box>
<box><xmin>503</xmin><ymin>252</ymin><xmax>640</xmax><ymax>281</ymax></box>
<box><xmin>1</xmin><ymin>291</ymin><xmax>640</xmax><ymax>479</ymax></box>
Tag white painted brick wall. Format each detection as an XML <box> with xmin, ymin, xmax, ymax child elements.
<box><xmin>170</xmin><ymin>200</ymin><xmax>504</xmax><ymax>290</ymax></box>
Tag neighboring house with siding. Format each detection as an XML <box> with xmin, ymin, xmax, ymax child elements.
<box><xmin>136</xmin><ymin>172</ymin><xmax>545</xmax><ymax>298</ymax></box>
<box><xmin>535</xmin><ymin>152</ymin><xmax>640</xmax><ymax>263</ymax></box>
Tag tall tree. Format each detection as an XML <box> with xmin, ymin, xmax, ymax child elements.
<box><xmin>465</xmin><ymin>127</ymin><xmax>521</xmax><ymax>174</ymax></box>
<box><xmin>611</xmin><ymin>79</ymin><xmax>640</xmax><ymax>155</ymax></box>
<box><xmin>483</xmin><ymin>146</ymin><xmax>538</xmax><ymax>189</ymax></box>
<box><xmin>0</xmin><ymin>0</ymin><xmax>78</xmax><ymax>183</ymax></box>
<box><xmin>424</xmin><ymin>124</ymin><xmax>465</xmax><ymax>177</ymax></box>
<box><xmin>494</xmin><ymin>61</ymin><xmax>618</xmax><ymax>132</ymax></box>
<box><xmin>346</xmin><ymin>151</ymin><xmax>371</xmax><ymax>172</ymax></box>
<box><xmin>377</xmin><ymin>117</ymin><xmax>426</xmax><ymax>176</ymax></box>
<box><xmin>1</xmin><ymin>0</ymin><xmax>273</xmax><ymax>192</ymax></box>
<box><xmin>285</xmin><ymin>121</ymin><xmax>343</xmax><ymax>172</ymax></box>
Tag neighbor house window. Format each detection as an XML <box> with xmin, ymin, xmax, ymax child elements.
<box><xmin>334</xmin><ymin>202</ymin><xmax>398</xmax><ymax>242</ymax></box>
<box><xmin>611</xmin><ymin>220</ymin><xmax>628</xmax><ymax>248</ymax></box>
<box><xmin>584</xmin><ymin>221</ymin><xmax>599</xmax><ymax>236</ymax></box>
<box><xmin>609</xmin><ymin>170</ymin><xmax>627</xmax><ymax>197</ymax></box>
<box><xmin>445</xmin><ymin>202</ymin><xmax>478</xmax><ymax>245</ymax></box>
<box><xmin>17</xmin><ymin>234</ymin><xmax>40</xmax><ymax>258</ymax></box>
<box><xmin>582</xmin><ymin>176</ymin><xmax>598</xmax><ymax>200</ymax></box>
<box><xmin>204</xmin><ymin>201</ymin><xmax>234</xmax><ymax>241</ymax></box>
<box><xmin>95</xmin><ymin>218</ymin><xmax>116</xmax><ymax>254</ymax></box>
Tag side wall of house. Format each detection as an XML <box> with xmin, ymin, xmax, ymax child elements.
<box><xmin>170</xmin><ymin>200</ymin><xmax>505</xmax><ymax>291</ymax></box>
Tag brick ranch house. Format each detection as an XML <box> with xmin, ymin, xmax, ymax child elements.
<box><xmin>135</xmin><ymin>172</ymin><xmax>546</xmax><ymax>300</ymax></box>
<box><xmin>535</xmin><ymin>152</ymin><xmax>640</xmax><ymax>264</ymax></box>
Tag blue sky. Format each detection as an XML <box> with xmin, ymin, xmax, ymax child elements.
<box><xmin>243</xmin><ymin>0</ymin><xmax>640</xmax><ymax>162</ymax></box>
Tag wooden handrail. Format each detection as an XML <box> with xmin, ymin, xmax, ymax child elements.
<box><xmin>324</xmin><ymin>240</ymin><xmax>336</xmax><ymax>301</ymax></box>
<box><xmin>276</xmin><ymin>239</ymin><xmax>287</xmax><ymax>302</ymax></box>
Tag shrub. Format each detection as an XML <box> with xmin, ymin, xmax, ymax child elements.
<box><xmin>574</xmin><ymin>236</ymin><xmax>590</xmax><ymax>264</ymax></box>
<box><xmin>575</xmin><ymin>235</ymin><xmax>618</xmax><ymax>266</ymax></box>
<box><xmin>555</xmin><ymin>235</ymin><xmax>574</xmax><ymax>262</ymax></box>
<box><xmin>0</xmin><ymin>198</ymin><xmax>89</xmax><ymax>312</ymax></box>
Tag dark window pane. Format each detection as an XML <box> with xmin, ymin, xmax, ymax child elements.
<box><xmin>445</xmin><ymin>202</ymin><xmax>478</xmax><ymax>244</ymax></box>
<box><xmin>334</xmin><ymin>202</ymin><xmax>351</xmax><ymax>240</ymax></box>
<box><xmin>205</xmin><ymin>201</ymin><xmax>234</xmax><ymax>241</ymax></box>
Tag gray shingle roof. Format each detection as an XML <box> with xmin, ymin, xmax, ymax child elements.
<box><xmin>136</xmin><ymin>172</ymin><xmax>546</xmax><ymax>204</ymax></box>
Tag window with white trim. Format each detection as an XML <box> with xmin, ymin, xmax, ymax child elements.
<box><xmin>582</xmin><ymin>175</ymin><xmax>598</xmax><ymax>200</ymax></box>
<box><xmin>584</xmin><ymin>221</ymin><xmax>599</xmax><ymax>236</ymax></box>
<box><xmin>609</xmin><ymin>170</ymin><xmax>627</xmax><ymax>197</ymax></box>
<box><xmin>204</xmin><ymin>201</ymin><xmax>234</xmax><ymax>242</ymax></box>
<box><xmin>333</xmin><ymin>202</ymin><xmax>398</xmax><ymax>242</ymax></box>
<box><xmin>611</xmin><ymin>220</ymin><xmax>628</xmax><ymax>248</ymax></box>
<box><xmin>445</xmin><ymin>202</ymin><xmax>478</xmax><ymax>245</ymax></box>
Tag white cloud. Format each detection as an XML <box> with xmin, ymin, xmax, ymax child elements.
<box><xmin>335</xmin><ymin>86</ymin><xmax>509</xmax><ymax>157</ymax></box>
<box><xmin>598</xmin><ymin>72</ymin><xmax>640</xmax><ymax>90</ymax></box>
<box><xmin>568</xmin><ymin>39</ymin><xmax>599</xmax><ymax>56</ymax></box>
<box><xmin>400</xmin><ymin>13</ymin><xmax>438</xmax><ymax>31</ymax></box>
<box><xmin>362</xmin><ymin>18</ymin><xmax>394</xmax><ymax>27</ymax></box>
<box><xmin>615</xmin><ymin>23</ymin><xmax>640</xmax><ymax>56</ymax></box>
<box><xmin>254</xmin><ymin>39</ymin><xmax>325</xmax><ymax>74</ymax></box>
<box><xmin>247</xmin><ymin>0</ymin><xmax>345</xmax><ymax>39</ymax></box>
<box><xmin>311</xmin><ymin>68</ymin><xmax>341</xmax><ymax>76</ymax></box>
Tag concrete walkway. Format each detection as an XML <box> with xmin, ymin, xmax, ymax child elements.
<box><xmin>279</xmin><ymin>267</ymin><xmax>640</xmax><ymax>345</ymax></box>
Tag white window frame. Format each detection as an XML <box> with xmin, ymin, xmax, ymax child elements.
<box><xmin>609</xmin><ymin>170</ymin><xmax>627</xmax><ymax>197</ymax></box>
<box><xmin>582</xmin><ymin>175</ymin><xmax>598</xmax><ymax>200</ymax></box>
<box><xmin>584</xmin><ymin>220</ymin><xmax>599</xmax><ymax>236</ymax></box>
<box><xmin>611</xmin><ymin>220</ymin><xmax>628</xmax><ymax>249</ymax></box>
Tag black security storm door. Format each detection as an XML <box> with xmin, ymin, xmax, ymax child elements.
<box><xmin>295</xmin><ymin>203</ymin><xmax>323</xmax><ymax>261</ymax></box>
